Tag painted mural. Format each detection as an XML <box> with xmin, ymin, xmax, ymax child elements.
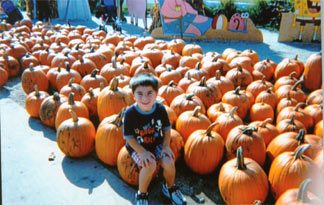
<box><xmin>279</xmin><ymin>0</ymin><xmax>321</xmax><ymax>42</ymax></box>
<box><xmin>151</xmin><ymin>0</ymin><xmax>263</xmax><ymax>42</ymax></box>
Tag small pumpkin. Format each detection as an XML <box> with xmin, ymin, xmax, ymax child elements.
<box><xmin>25</xmin><ymin>85</ymin><xmax>50</xmax><ymax>118</ymax></box>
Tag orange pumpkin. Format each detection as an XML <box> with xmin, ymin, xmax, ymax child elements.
<box><xmin>25</xmin><ymin>85</ymin><xmax>50</xmax><ymax>118</ymax></box>
<box><xmin>218</xmin><ymin>146</ymin><xmax>269</xmax><ymax>204</ymax></box>
<box><xmin>57</xmin><ymin>109</ymin><xmax>95</xmax><ymax>157</ymax></box>
<box><xmin>184</xmin><ymin>122</ymin><xmax>224</xmax><ymax>174</ymax></box>
<box><xmin>303</xmin><ymin>53</ymin><xmax>322</xmax><ymax>91</ymax></box>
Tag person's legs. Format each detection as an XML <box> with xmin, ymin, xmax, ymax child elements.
<box><xmin>138</xmin><ymin>158</ymin><xmax>157</xmax><ymax>193</ymax></box>
<box><xmin>160</xmin><ymin>155</ymin><xmax>175</xmax><ymax>187</ymax></box>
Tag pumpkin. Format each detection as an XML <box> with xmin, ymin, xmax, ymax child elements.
<box><xmin>134</xmin><ymin>61</ymin><xmax>157</xmax><ymax>76</ymax></box>
<box><xmin>186</xmin><ymin>77</ymin><xmax>222</xmax><ymax>108</ymax></box>
<box><xmin>46</xmin><ymin>64</ymin><xmax>66</xmax><ymax>91</ymax></box>
<box><xmin>80</xmin><ymin>69</ymin><xmax>108</xmax><ymax>91</ymax></box>
<box><xmin>97</xmin><ymin>78</ymin><xmax>132</xmax><ymax>121</ymax></box>
<box><xmin>0</xmin><ymin>53</ymin><xmax>20</xmax><ymax>77</ymax></box>
<box><xmin>169</xmin><ymin>129</ymin><xmax>184</xmax><ymax>162</ymax></box>
<box><xmin>221</xmin><ymin>86</ymin><xmax>250</xmax><ymax>120</ymax></box>
<box><xmin>83</xmin><ymin>48</ymin><xmax>109</xmax><ymax>70</ymax></box>
<box><xmin>275</xmin><ymin>79</ymin><xmax>306</xmax><ymax>103</ymax></box>
<box><xmin>25</xmin><ymin>85</ymin><xmax>50</xmax><ymax>118</ymax></box>
<box><xmin>117</xmin><ymin>146</ymin><xmax>160</xmax><ymax>186</ymax></box>
<box><xmin>206</xmin><ymin>70</ymin><xmax>234</xmax><ymax>97</ymax></box>
<box><xmin>155</xmin><ymin>63</ymin><xmax>172</xmax><ymax>76</ymax></box>
<box><xmin>184</xmin><ymin>62</ymin><xmax>209</xmax><ymax>81</ymax></box>
<box><xmin>276</xmin><ymin>92</ymin><xmax>298</xmax><ymax>114</ymax></box>
<box><xmin>226</xmin><ymin>126</ymin><xmax>266</xmax><ymax>166</ymax></box>
<box><xmin>249</xmin><ymin>102</ymin><xmax>274</xmax><ymax>122</ymax></box>
<box><xmin>182</xmin><ymin>43</ymin><xmax>203</xmax><ymax>56</ymax></box>
<box><xmin>314</xmin><ymin>120</ymin><xmax>323</xmax><ymax>138</ymax></box>
<box><xmin>276</xmin><ymin>103</ymin><xmax>313</xmax><ymax>130</ymax></box>
<box><xmin>0</xmin><ymin>66</ymin><xmax>8</xmax><ymax>87</ymax></box>
<box><xmin>225</xmin><ymin>65</ymin><xmax>253</xmax><ymax>89</ymax></box>
<box><xmin>161</xmin><ymin>50</ymin><xmax>181</xmax><ymax>69</ymax></box>
<box><xmin>70</xmin><ymin>55</ymin><xmax>96</xmax><ymax>77</ymax></box>
<box><xmin>255</xmin><ymin>87</ymin><xmax>277</xmax><ymax>110</ymax></box>
<box><xmin>241</xmin><ymin>49</ymin><xmax>260</xmax><ymax>65</ymax></box>
<box><xmin>306</xmin><ymin>89</ymin><xmax>322</xmax><ymax>105</ymax></box>
<box><xmin>158</xmin><ymin>80</ymin><xmax>184</xmax><ymax>105</ymax></box>
<box><xmin>95</xmin><ymin>109</ymin><xmax>126</xmax><ymax>166</ymax></box>
<box><xmin>39</xmin><ymin>92</ymin><xmax>68</xmax><ymax>127</ymax></box>
<box><xmin>179</xmin><ymin>55</ymin><xmax>200</xmax><ymax>69</ymax></box>
<box><xmin>207</xmin><ymin>102</ymin><xmax>233</xmax><ymax>122</ymax></box>
<box><xmin>57</xmin><ymin>109</ymin><xmax>96</xmax><ymax>157</ymax></box>
<box><xmin>56</xmin><ymin>62</ymin><xmax>82</xmax><ymax>91</ymax></box>
<box><xmin>167</xmin><ymin>39</ymin><xmax>186</xmax><ymax>55</ymax></box>
<box><xmin>246</xmin><ymin>76</ymin><xmax>273</xmax><ymax>98</ymax></box>
<box><xmin>201</xmin><ymin>56</ymin><xmax>231</xmax><ymax>77</ymax></box>
<box><xmin>275</xmin><ymin>178</ymin><xmax>321</xmax><ymax>205</ymax></box>
<box><xmin>55</xmin><ymin>92</ymin><xmax>89</xmax><ymax>130</ymax></box>
<box><xmin>59</xmin><ymin>78</ymin><xmax>86</xmax><ymax>101</ymax></box>
<box><xmin>253</xmin><ymin>58</ymin><xmax>275</xmax><ymax>81</ymax></box>
<box><xmin>21</xmin><ymin>63</ymin><xmax>49</xmax><ymax>94</ymax></box>
<box><xmin>175</xmin><ymin>106</ymin><xmax>211</xmax><ymax>143</ymax></box>
<box><xmin>274</xmin><ymin>71</ymin><xmax>299</xmax><ymax>91</ymax></box>
<box><xmin>184</xmin><ymin>122</ymin><xmax>224</xmax><ymax>174</ymax></box>
<box><xmin>229</xmin><ymin>56</ymin><xmax>254</xmax><ymax>74</ymax></box>
<box><xmin>164</xmin><ymin>105</ymin><xmax>177</xmax><ymax>127</ymax></box>
<box><xmin>129</xmin><ymin>56</ymin><xmax>153</xmax><ymax>76</ymax></box>
<box><xmin>170</xmin><ymin>93</ymin><xmax>206</xmax><ymax>117</ymax></box>
<box><xmin>218</xmin><ymin>146</ymin><xmax>269</xmax><ymax>204</ymax></box>
<box><xmin>303</xmin><ymin>53</ymin><xmax>322</xmax><ymax>91</ymax></box>
<box><xmin>276</xmin><ymin>114</ymin><xmax>306</xmax><ymax>134</ymax></box>
<box><xmin>266</xmin><ymin>129</ymin><xmax>322</xmax><ymax>162</ymax></box>
<box><xmin>177</xmin><ymin>72</ymin><xmax>198</xmax><ymax>92</ymax></box>
<box><xmin>159</xmin><ymin>66</ymin><xmax>182</xmax><ymax>85</ymax></box>
<box><xmin>274</xmin><ymin>58</ymin><xmax>301</xmax><ymax>80</ymax></box>
<box><xmin>100</xmin><ymin>56</ymin><xmax>130</xmax><ymax>84</ymax></box>
<box><xmin>268</xmin><ymin>144</ymin><xmax>321</xmax><ymax>199</ymax></box>
<box><xmin>51</xmin><ymin>52</ymin><xmax>76</xmax><ymax>68</ymax></box>
<box><xmin>213</xmin><ymin>106</ymin><xmax>243</xmax><ymax>142</ymax></box>
<box><xmin>248</xmin><ymin>118</ymin><xmax>279</xmax><ymax>146</ymax></box>
<box><xmin>141</xmin><ymin>48</ymin><xmax>163</xmax><ymax>68</ymax></box>
<box><xmin>20</xmin><ymin>52</ymin><xmax>39</xmax><ymax>70</ymax></box>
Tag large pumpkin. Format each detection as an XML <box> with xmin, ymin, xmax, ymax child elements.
<box><xmin>97</xmin><ymin>78</ymin><xmax>132</xmax><ymax>121</ymax></box>
<box><xmin>303</xmin><ymin>53</ymin><xmax>322</xmax><ymax>91</ymax></box>
<box><xmin>95</xmin><ymin>109</ymin><xmax>126</xmax><ymax>166</ymax></box>
<box><xmin>184</xmin><ymin>122</ymin><xmax>224</xmax><ymax>175</ymax></box>
<box><xmin>117</xmin><ymin>146</ymin><xmax>160</xmax><ymax>186</ymax></box>
<box><xmin>268</xmin><ymin>144</ymin><xmax>321</xmax><ymax>199</ymax></box>
<box><xmin>218</xmin><ymin>146</ymin><xmax>269</xmax><ymax>204</ymax></box>
<box><xmin>57</xmin><ymin>109</ymin><xmax>96</xmax><ymax>157</ymax></box>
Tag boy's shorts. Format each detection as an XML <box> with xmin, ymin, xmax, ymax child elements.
<box><xmin>131</xmin><ymin>144</ymin><xmax>163</xmax><ymax>166</ymax></box>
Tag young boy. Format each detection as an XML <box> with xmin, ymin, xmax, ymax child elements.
<box><xmin>123</xmin><ymin>73</ymin><xmax>187</xmax><ymax>205</ymax></box>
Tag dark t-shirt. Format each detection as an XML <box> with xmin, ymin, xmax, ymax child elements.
<box><xmin>123</xmin><ymin>102</ymin><xmax>171</xmax><ymax>155</ymax></box>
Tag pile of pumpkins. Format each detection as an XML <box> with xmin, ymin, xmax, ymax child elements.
<box><xmin>1</xmin><ymin>18</ymin><xmax>323</xmax><ymax>204</ymax></box>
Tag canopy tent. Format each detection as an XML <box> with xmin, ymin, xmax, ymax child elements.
<box><xmin>57</xmin><ymin>0</ymin><xmax>92</xmax><ymax>21</ymax></box>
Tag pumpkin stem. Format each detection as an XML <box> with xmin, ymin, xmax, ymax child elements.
<box><xmin>215</xmin><ymin>70</ymin><xmax>221</xmax><ymax>80</ymax></box>
<box><xmin>28</xmin><ymin>62</ymin><xmax>34</xmax><ymax>71</ymax></box>
<box><xmin>296</xmin><ymin>129</ymin><xmax>305</xmax><ymax>145</ymax></box>
<box><xmin>292</xmin><ymin>79</ymin><xmax>303</xmax><ymax>91</ymax></box>
<box><xmin>199</xmin><ymin>76</ymin><xmax>207</xmax><ymax>87</ymax></box>
<box><xmin>266</xmin><ymin>87</ymin><xmax>273</xmax><ymax>93</ymax></box>
<box><xmin>68</xmin><ymin>92</ymin><xmax>75</xmax><ymax>105</ymax></box>
<box><xmin>185</xmin><ymin>93</ymin><xmax>195</xmax><ymax>101</ymax></box>
<box><xmin>296</xmin><ymin>178</ymin><xmax>312</xmax><ymax>203</ymax></box>
<box><xmin>99</xmin><ymin>81</ymin><xmax>105</xmax><ymax>91</ymax></box>
<box><xmin>113</xmin><ymin>107</ymin><xmax>126</xmax><ymax>127</ymax></box>
<box><xmin>294</xmin><ymin>102</ymin><xmax>306</xmax><ymax>111</ymax></box>
<box><xmin>289</xmin><ymin>71</ymin><xmax>297</xmax><ymax>79</ymax></box>
<box><xmin>112</xmin><ymin>55</ymin><xmax>118</xmax><ymax>69</ymax></box>
<box><xmin>293</xmin><ymin>144</ymin><xmax>311</xmax><ymax>161</ymax></box>
<box><xmin>90</xmin><ymin>69</ymin><xmax>99</xmax><ymax>78</ymax></box>
<box><xmin>236</xmin><ymin>146</ymin><xmax>246</xmax><ymax>170</ymax></box>
<box><xmin>260</xmin><ymin>118</ymin><xmax>273</xmax><ymax>128</ymax></box>
<box><xmin>192</xmin><ymin>106</ymin><xmax>201</xmax><ymax>117</ymax></box>
<box><xmin>65</xmin><ymin>61</ymin><xmax>71</xmax><ymax>72</ymax></box>
<box><xmin>109</xmin><ymin>77</ymin><xmax>119</xmax><ymax>91</ymax></box>
<box><xmin>53</xmin><ymin>92</ymin><xmax>60</xmax><ymax>101</ymax></box>
<box><xmin>234</xmin><ymin>86</ymin><xmax>241</xmax><ymax>95</ymax></box>
<box><xmin>229</xmin><ymin>106</ymin><xmax>238</xmax><ymax>118</ymax></box>
<box><xmin>69</xmin><ymin>108</ymin><xmax>79</xmax><ymax>123</ymax></box>
<box><xmin>68</xmin><ymin>77</ymin><xmax>75</xmax><ymax>86</ymax></box>
<box><xmin>205</xmin><ymin>122</ymin><xmax>219</xmax><ymax>137</ymax></box>
<box><xmin>186</xmin><ymin>72</ymin><xmax>192</xmax><ymax>80</ymax></box>
<box><xmin>88</xmin><ymin>88</ymin><xmax>94</xmax><ymax>97</ymax></box>
<box><xmin>218</xmin><ymin>103</ymin><xmax>225</xmax><ymax>112</ymax></box>
<box><xmin>34</xmin><ymin>84</ymin><xmax>40</xmax><ymax>97</ymax></box>
<box><xmin>241</xmin><ymin>126</ymin><xmax>258</xmax><ymax>136</ymax></box>
<box><xmin>288</xmin><ymin>114</ymin><xmax>296</xmax><ymax>125</ymax></box>
<box><xmin>195</xmin><ymin>62</ymin><xmax>201</xmax><ymax>70</ymax></box>
<box><xmin>168</xmin><ymin>80</ymin><xmax>175</xmax><ymax>87</ymax></box>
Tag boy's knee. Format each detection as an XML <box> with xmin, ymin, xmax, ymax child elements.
<box><xmin>142</xmin><ymin>160</ymin><xmax>157</xmax><ymax>172</ymax></box>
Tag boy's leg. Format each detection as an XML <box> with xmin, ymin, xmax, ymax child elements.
<box><xmin>160</xmin><ymin>154</ymin><xmax>175</xmax><ymax>187</ymax></box>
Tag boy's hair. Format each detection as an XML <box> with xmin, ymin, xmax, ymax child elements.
<box><xmin>130</xmin><ymin>73</ymin><xmax>159</xmax><ymax>93</ymax></box>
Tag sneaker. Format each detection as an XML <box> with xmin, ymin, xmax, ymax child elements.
<box><xmin>135</xmin><ymin>192</ymin><xmax>148</xmax><ymax>205</ymax></box>
<box><xmin>162</xmin><ymin>184</ymin><xmax>187</xmax><ymax>205</ymax></box>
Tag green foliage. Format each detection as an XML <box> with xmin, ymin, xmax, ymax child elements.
<box><xmin>218</xmin><ymin>0</ymin><xmax>239</xmax><ymax>20</ymax></box>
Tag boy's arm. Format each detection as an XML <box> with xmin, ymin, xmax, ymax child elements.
<box><xmin>162</xmin><ymin>129</ymin><xmax>171</xmax><ymax>147</ymax></box>
<box><xmin>125</xmin><ymin>137</ymin><xmax>147</xmax><ymax>155</ymax></box>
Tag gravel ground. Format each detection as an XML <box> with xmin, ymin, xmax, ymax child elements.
<box><xmin>0</xmin><ymin>13</ymin><xmax>322</xmax><ymax>204</ymax></box>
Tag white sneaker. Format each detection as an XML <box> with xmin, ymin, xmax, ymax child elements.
<box><xmin>162</xmin><ymin>184</ymin><xmax>187</xmax><ymax>205</ymax></box>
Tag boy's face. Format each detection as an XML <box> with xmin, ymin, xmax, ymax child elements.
<box><xmin>133</xmin><ymin>85</ymin><xmax>157</xmax><ymax>112</ymax></box>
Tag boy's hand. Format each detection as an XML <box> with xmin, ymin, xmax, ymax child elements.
<box><xmin>139</xmin><ymin>151</ymin><xmax>156</xmax><ymax>168</ymax></box>
<box><xmin>161</xmin><ymin>145</ymin><xmax>175</xmax><ymax>160</ymax></box>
